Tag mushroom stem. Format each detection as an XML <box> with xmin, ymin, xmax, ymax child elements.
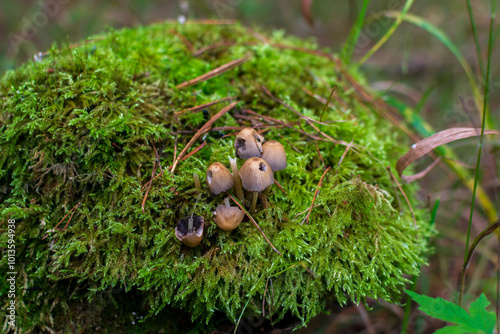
<box><xmin>263</xmin><ymin>185</ymin><xmax>272</xmax><ymax>196</ymax></box>
<box><xmin>188</xmin><ymin>217</ymin><xmax>194</xmax><ymax>233</ymax></box>
<box><xmin>229</xmin><ymin>157</ymin><xmax>245</xmax><ymax>202</ymax></box>
<box><xmin>250</xmin><ymin>192</ymin><xmax>258</xmax><ymax>213</ymax></box>
<box><xmin>193</xmin><ymin>172</ymin><xmax>201</xmax><ymax>196</ymax></box>
<box><xmin>224</xmin><ymin>197</ymin><xmax>230</xmax><ymax>208</ymax></box>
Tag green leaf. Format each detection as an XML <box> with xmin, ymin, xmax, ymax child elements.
<box><xmin>468</xmin><ymin>294</ymin><xmax>496</xmax><ymax>334</ymax></box>
<box><xmin>434</xmin><ymin>326</ymin><xmax>468</xmax><ymax>334</ymax></box>
<box><xmin>406</xmin><ymin>291</ymin><xmax>496</xmax><ymax>334</ymax></box>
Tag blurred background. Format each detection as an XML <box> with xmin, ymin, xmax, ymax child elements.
<box><xmin>1</xmin><ymin>1</ymin><xmax>498</xmax><ymax>333</ymax></box>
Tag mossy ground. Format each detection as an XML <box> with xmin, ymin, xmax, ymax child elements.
<box><xmin>0</xmin><ymin>21</ymin><xmax>433</xmax><ymax>332</ymax></box>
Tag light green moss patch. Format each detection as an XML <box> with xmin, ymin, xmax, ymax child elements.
<box><xmin>0</xmin><ymin>22</ymin><xmax>433</xmax><ymax>332</ymax></box>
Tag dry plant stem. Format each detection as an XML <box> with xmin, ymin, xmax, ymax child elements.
<box><xmin>181</xmin><ymin>141</ymin><xmax>207</xmax><ymax>162</ymax></box>
<box><xmin>175</xmin><ymin>96</ymin><xmax>234</xmax><ymax>115</ymax></box>
<box><xmin>170</xmin><ymin>28</ymin><xmax>195</xmax><ymax>53</ymax></box>
<box><xmin>176</xmin><ymin>56</ymin><xmax>250</xmax><ymax>89</ymax></box>
<box><xmin>250</xmin><ymin>192</ymin><xmax>258</xmax><ymax>214</ymax></box>
<box><xmin>227</xmin><ymin>193</ymin><xmax>281</xmax><ymax>256</ymax></box>
<box><xmin>229</xmin><ymin>157</ymin><xmax>245</xmax><ymax>202</ymax></box>
<box><xmin>387</xmin><ymin>167</ymin><xmax>416</xmax><ymax>227</ymax></box>
<box><xmin>142</xmin><ymin>144</ymin><xmax>163</xmax><ymax>213</ymax></box>
<box><xmin>274</xmin><ymin>179</ymin><xmax>286</xmax><ymax>194</ymax></box>
<box><xmin>301</xmin><ymin>166</ymin><xmax>332</xmax><ymax>225</ymax></box>
<box><xmin>42</xmin><ymin>202</ymin><xmax>81</xmax><ymax>240</ymax></box>
<box><xmin>171</xmin><ymin>101</ymin><xmax>239</xmax><ymax>174</ymax></box>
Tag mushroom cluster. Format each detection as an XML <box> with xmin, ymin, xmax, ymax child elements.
<box><xmin>175</xmin><ymin>127</ymin><xmax>287</xmax><ymax>247</ymax></box>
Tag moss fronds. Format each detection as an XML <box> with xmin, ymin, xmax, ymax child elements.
<box><xmin>0</xmin><ymin>22</ymin><xmax>433</xmax><ymax>332</ymax></box>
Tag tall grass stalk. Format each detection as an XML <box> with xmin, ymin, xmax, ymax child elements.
<box><xmin>459</xmin><ymin>0</ymin><xmax>496</xmax><ymax>308</ymax></box>
<box><xmin>465</xmin><ymin>0</ymin><xmax>485</xmax><ymax>77</ymax></box>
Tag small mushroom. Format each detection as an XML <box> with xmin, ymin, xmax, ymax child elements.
<box><xmin>239</xmin><ymin>157</ymin><xmax>274</xmax><ymax>213</ymax></box>
<box><xmin>175</xmin><ymin>215</ymin><xmax>204</xmax><ymax>247</ymax></box>
<box><xmin>234</xmin><ymin>127</ymin><xmax>265</xmax><ymax>159</ymax></box>
<box><xmin>261</xmin><ymin>141</ymin><xmax>287</xmax><ymax>171</ymax></box>
<box><xmin>229</xmin><ymin>157</ymin><xmax>245</xmax><ymax>202</ymax></box>
<box><xmin>206</xmin><ymin>162</ymin><xmax>234</xmax><ymax>194</ymax></box>
<box><xmin>214</xmin><ymin>198</ymin><xmax>244</xmax><ymax>231</ymax></box>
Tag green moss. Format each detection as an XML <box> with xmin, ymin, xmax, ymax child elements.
<box><xmin>0</xmin><ymin>22</ymin><xmax>433</xmax><ymax>332</ymax></box>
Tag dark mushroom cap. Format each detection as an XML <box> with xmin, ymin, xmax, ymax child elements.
<box><xmin>214</xmin><ymin>205</ymin><xmax>244</xmax><ymax>231</ymax></box>
<box><xmin>238</xmin><ymin>157</ymin><xmax>274</xmax><ymax>192</ymax></box>
<box><xmin>175</xmin><ymin>215</ymin><xmax>204</xmax><ymax>247</ymax></box>
<box><xmin>261</xmin><ymin>140</ymin><xmax>287</xmax><ymax>171</ymax></box>
<box><xmin>234</xmin><ymin>127</ymin><xmax>265</xmax><ymax>159</ymax></box>
<box><xmin>206</xmin><ymin>162</ymin><xmax>234</xmax><ymax>194</ymax></box>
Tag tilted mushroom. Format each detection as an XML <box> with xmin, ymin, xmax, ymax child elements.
<box><xmin>234</xmin><ymin>127</ymin><xmax>265</xmax><ymax>159</ymax></box>
<box><xmin>261</xmin><ymin>141</ymin><xmax>287</xmax><ymax>171</ymax></box>
<box><xmin>239</xmin><ymin>157</ymin><xmax>274</xmax><ymax>213</ymax></box>
<box><xmin>206</xmin><ymin>162</ymin><xmax>234</xmax><ymax>194</ymax></box>
<box><xmin>214</xmin><ymin>198</ymin><xmax>244</xmax><ymax>231</ymax></box>
<box><xmin>175</xmin><ymin>215</ymin><xmax>204</xmax><ymax>247</ymax></box>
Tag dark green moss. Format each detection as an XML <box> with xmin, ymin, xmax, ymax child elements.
<box><xmin>0</xmin><ymin>22</ymin><xmax>433</xmax><ymax>332</ymax></box>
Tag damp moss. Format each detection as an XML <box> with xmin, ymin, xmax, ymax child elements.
<box><xmin>0</xmin><ymin>22</ymin><xmax>433</xmax><ymax>332</ymax></box>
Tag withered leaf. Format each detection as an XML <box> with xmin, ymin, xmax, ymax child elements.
<box><xmin>397</xmin><ymin>128</ymin><xmax>500</xmax><ymax>177</ymax></box>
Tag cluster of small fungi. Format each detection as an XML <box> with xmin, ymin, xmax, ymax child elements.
<box><xmin>175</xmin><ymin>127</ymin><xmax>287</xmax><ymax>247</ymax></box>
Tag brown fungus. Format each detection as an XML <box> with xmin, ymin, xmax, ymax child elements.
<box><xmin>234</xmin><ymin>127</ymin><xmax>265</xmax><ymax>159</ymax></box>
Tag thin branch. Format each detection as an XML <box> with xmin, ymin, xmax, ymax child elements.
<box><xmin>175</xmin><ymin>97</ymin><xmax>234</xmax><ymax>115</ymax></box>
<box><xmin>176</xmin><ymin>56</ymin><xmax>250</xmax><ymax>89</ymax></box>
<box><xmin>171</xmin><ymin>102</ymin><xmax>239</xmax><ymax>174</ymax></box>
<box><xmin>301</xmin><ymin>166</ymin><xmax>332</xmax><ymax>225</ymax></box>
<box><xmin>387</xmin><ymin>167</ymin><xmax>416</xmax><ymax>227</ymax></box>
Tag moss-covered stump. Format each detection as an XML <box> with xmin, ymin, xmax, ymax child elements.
<box><xmin>0</xmin><ymin>22</ymin><xmax>433</xmax><ymax>332</ymax></box>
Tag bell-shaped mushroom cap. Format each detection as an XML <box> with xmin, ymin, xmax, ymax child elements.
<box><xmin>234</xmin><ymin>127</ymin><xmax>265</xmax><ymax>159</ymax></box>
<box><xmin>214</xmin><ymin>205</ymin><xmax>244</xmax><ymax>231</ymax></box>
<box><xmin>261</xmin><ymin>140</ymin><xmax>287</xmax><ymax>171</ymax></box>
<box><xmin>206</xmin><ymin>162</ymin><xmax>234</xmax><ymax>194</ymax></box>
<box><xmin>238</xmin><ymin>157</ymin><xmax>274</xmax><ymax>192</ymax></box>
<box><xmin>175</xmin><ymin>215</ymin><xmax>204</xmax><ymax>247</ymax></box>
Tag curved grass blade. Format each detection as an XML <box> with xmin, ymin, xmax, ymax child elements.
<box><xmin>370</xmin><ymin>11</ymin><xmax>495</xmax><ymax>129</ymax></box>
<box><xmin>396</xmin><ymin>128</ymin><xmax>500</xmax><ymax>177</ymax></box>
<box><xmin>341</xmin><ymin>0</ymin><xmax>370</xmax><ymax>64</ymax></box>
<box><xmin>358</xmin><ymin>0</ymin><xmax>414</xmax><ymax>65</ymax></box>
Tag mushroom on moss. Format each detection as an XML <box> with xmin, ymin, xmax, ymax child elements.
<box><xmin>206</xmin><ymin>162</ymin><xmax>234</xmax><ymax>194</ymax></box>
<box><xmin>261</xmin><ymin>140</ymin><xmax>287</xmax><ymax>171</ymax></box>
<box><xmin>214</xmin><ymin>198</ymin><xmax>244</xmax><ymax>231</ymax></box>
<box><xmin>239</xmin><ymin>157</ymin><xmax>274</xmax><ymax>213</ymax></box>
<box><xmin>234</xmin><ymin>127</ymin><xmax>265</xmax><ymax>159</ymax></box>
<box><xmin>175</xmin><ymin>215</ymin><xmax>204</xmax><ymax>247</ymax></box>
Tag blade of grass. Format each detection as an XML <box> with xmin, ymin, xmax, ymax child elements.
<box><xmin>341</xmin><ymin>0</ymin><xmax>371</xmax><ymax>64</ymax></box>
<box><xmin>358</xmin><ymin>0</ymin><xmax>414</xmax><ymax>65</ymax></box>
<box><xmin>460</xmin><ymin>0</ymin><xmax>496</xmax><ymax>307</ymax></box>
<box><xmin>465</xmin><ymin>0</ymin><xmax>485</xmax><ymax>77</ymax></box>
<box><xmin>368</xmin><ymin>11</ymin><xmax>495</xmax><ymax>129</ymax></box>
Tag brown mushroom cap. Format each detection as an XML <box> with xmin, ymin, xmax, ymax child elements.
<box><xmin>234</xmin><ymin>127</ymin><xmax>265</xmax><ymax>159</ymax></box>
<box><xmin>238</xmin><ymin>157</ymin><xmax>274</xmax><ymax>192</ymax></box>
<box><xmin>214</xmin><ymin>205</ymin><xmax>244</xmax><ymax>231</ymax></box>
<box><xmin>261</xmin><ymin>140</ymin><xmax>287</xmax><ymax>171</ymax></box>
<box><xmin>206</xmin><ymin>162</ymin><xmax>234</xmax><ymax>194</ymax></box>
<box><xmin>175</xmin><ymin>215</ymin><xmax>204</xmax><ymax>247</ymax></box>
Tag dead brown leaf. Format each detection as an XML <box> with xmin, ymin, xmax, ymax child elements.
<box><xmin>396</xmin><ymin>128</ymin><xmax>500</xmax><ymax>177</ymax></box>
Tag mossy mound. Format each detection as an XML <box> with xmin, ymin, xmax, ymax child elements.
<box><xmin>0</xmin><ymin>22</ymin><xmax>433</xmax><ymax>332</ymax></box>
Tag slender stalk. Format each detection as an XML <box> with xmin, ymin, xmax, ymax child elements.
<box><xmin>341</xmin><ymin>0</ymin><xmax>371</xmax><ymax>64</ymax></box>
<box><xmin>250</xmin><ymin>192</ymin><xmax>258</xmax><ymax>214</ymax></box>
<box><xmin>224</xmin><ymin>197</ymin><xmax>230</xmax><ymax>207</ymax></box>
<box><xmin>465</xmin><ymin>0</ymin><xmax>484</xmax><ymax>77</ymax></box>
<box><xmin>229</xmin><ymin>157</ymin><xmax>245</xmax><ymax>202</ymax></box>
<box><xmin>459</xmin><ymin>0</ymin><xmax>496</xmax><ymax>307</ymax></box>
<box><xmin>193</xmin><ymin>172</ymin><xmax>201</xmax><ymax>195</ymax></box>
<box><xmin>188</xmin><ymin>217</ymin><xmax>193</xmax><ymax>233</ymax></box>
